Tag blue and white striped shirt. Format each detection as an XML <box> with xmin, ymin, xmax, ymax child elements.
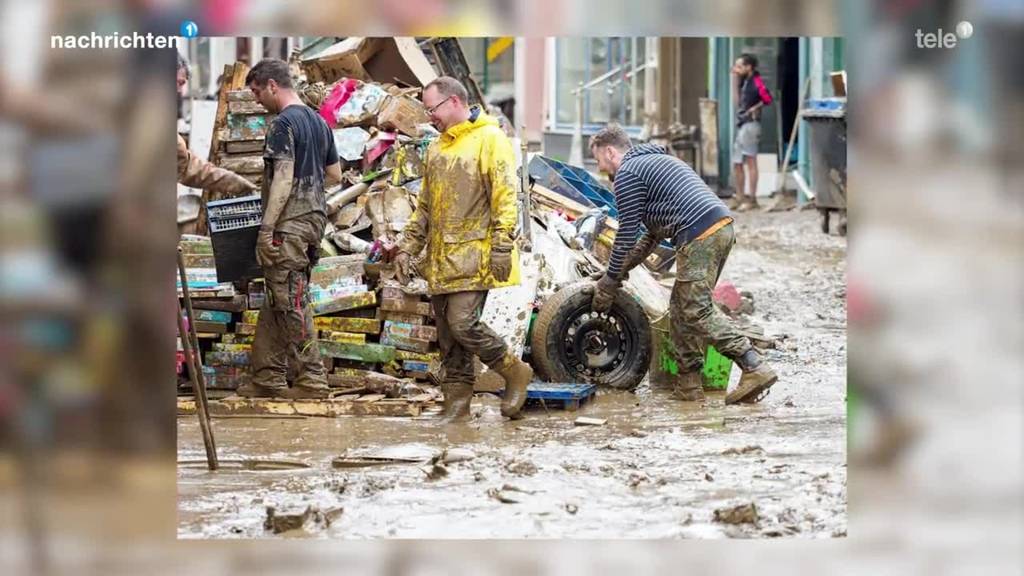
<box><xmin>606</xmin><ymin>143</ymin><xmax>730</xmax><ymax>280</ymax></box>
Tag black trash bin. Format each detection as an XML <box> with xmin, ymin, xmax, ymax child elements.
<box><xmin>804</xmin><ymin>100</ymin><xmax>847</xmax><ymax>235</ymax></box>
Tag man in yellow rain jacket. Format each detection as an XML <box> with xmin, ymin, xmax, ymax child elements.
<box><xmin>396</xmin><ymin>77</ymin><xmax>533</xmax><ymax>422</ymax></box>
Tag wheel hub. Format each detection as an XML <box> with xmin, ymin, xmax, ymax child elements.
<box><xmin>563</xmin><ymin>311</ymin><xmax>629</xmax><ymax>377</ymax></box>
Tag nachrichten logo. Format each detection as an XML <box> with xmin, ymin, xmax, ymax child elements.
<box><xmin>51</xmin><ymin>20</ymin><xmax>199</xmax><ymax>50</ymax></box>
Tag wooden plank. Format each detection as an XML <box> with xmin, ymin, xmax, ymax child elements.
<box><xmin>331</xmin><ymin>389</ymin><xmax>364</xmax><ymax>399</ymax></box>
<box><xmin>180</xmin><ymin>237</ymin><xmax>214</xmax><ymax>254</ymax></box>
<box><xmin>177</xmin><ymin>396</ymin><xmax>424</xmax><ymax>418</ymax></box>
<box><xmin>236</xmin><ymin>322</ymin><xmax>257</xmax><ymax>335</ymax></box>
<box><xmin>311</xmin><ymin>258</ymin><xmax>366</xmax><ymax>298</ymax></box>
<box><xmin>379</xmin><ymin>286</ymin><xmax>432</xmax><ymax>302</ymax></box>
<box><xmin>340</xmin><ymin>308</ymin><xmax>379</xmax><ymax>320</ymax></box>
<box><xmin>328</xmin><ymin>368</ymin><xmax>404</xmax><ymax>391</ymax></box>
<box><xmin>699</xmin><ymin>98</ymin><xmax>719</xmax><ymax>179</ymax></box>
<box><xmin>227</xmin><ymin>90</ymin><xmax>256</xmax><ymax>102</ymax></box>
<box><xmin>194</xmin><ymin>320</ymin><xmax>228</xmax><ymax>334</ymax></box>
<box><xmin>379</xmin><ymin>297</ymin><xmax>432</xmax><ymax>316</ymax></box>
<box><xmin>193</xmin><ymin>309</ymin><xmax>233</xmax><ymax>323</ymax></box>
<box><xmin>395</xmin><ymin>349</ymin><xmax>439</xmax><ymax>363</ymax></box>
<box><xmin>227</xmin><ymin>100</ymin><xmax>268</xmax><ymax>114</ymax></box>
<box><xmin>403</xmin><ymin>360</ymin><xmax>430</xmax><ymax>372</ymax></box>
<box><xmin>318</xmin><ymin>340</ymin><xmax>395</xmax><ymax>364</ymax></box>
<box><xmin>221</xmin><ymin>333</ymin><xmax>254</xmax><ymax>344</ymax></box>
<box><xmin>320</xmin><ymin>331</ymin><xmax>366</xmax><ymax>344</ymax></box>
<box><xmin>205</xmin><ymin>350</ymin><xmax>250</xmax><ymax>367</ymax></box>
<box><xmin>314</xmin><ymin>316</ymin><xmax>380</xmax><ymax>334</ymax></box>
<box><xmin>182</xmin><ymin>253</ymin><xmax>216</xmax><ymax>268</ymax></box>
<box><xmin>380</xmin><ymin>332</ymin><xmax>432</xmax><ymax>353</ymax></box>
<box><xmin>225</xmin><ymin>114</ymin><xmax>270</xmax><ymax>141</ymax></box>
<box><xmin>225</xmin><ymin>140</ymin><xmax>265</xmax><ymax>154</ymax></box>
<box><xmin>218</xmin><ymin>155</ymin><xmax>264</xmax><ymax>174</ymax></box>
<box><xmin>383</xmin><ymin>320</ymin><xmax>437</xmax><ymax>342</ymax></box>
<box><xmin>312</xmin><ymin>290</ymin><xmax>376</xmax><ymax>316</ymax></box>
<box><xmin>379</xmin><ymin>310</ymin><xmax>426</xmax><ymax>325</ymax></box>
<box><xmin>211</xmin><ymin>342</ymin><xmax>251</xmax><ymax>352</ymax></box>
<box><xmin>189</xmin><ymin>295</ymin><xmax>247</xmax><ymax>313</ymax></box>
<box><xmin>353</xmin><ymin>394</ymin><xmax>386</xmax><ymax>403</ymax></box>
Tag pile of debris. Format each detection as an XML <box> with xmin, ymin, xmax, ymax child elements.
<box><xmin>176</xmin><ymin>39</ymin><xmax>466</xmax><ymax>398</ymax></box>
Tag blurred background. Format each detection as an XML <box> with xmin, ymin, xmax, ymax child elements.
<box><xmin>1</xmin><ymin>0</ymin><xmax>1021</xmax><ymax>573</ymax></box>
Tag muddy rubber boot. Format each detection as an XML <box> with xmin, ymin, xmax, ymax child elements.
<box><xmin>495</xmin><ymin>356</ymin><xmax>533</xmax><ymax>420</ymax></box>
<box><xmin>279</xmin><ymin>383</ymin><xmax>330</xmax><ymax>400</ymax></box>
<box><xmin>725</xmin><ymin>349</ymin><xmax>778</xmax><ymax>405</ymax></box>
<box><xmin>727</xmin><ymin>194</ymin><xmax>746</xmax><ymax>211</ymax></box>
<box><xmin>673</xmin><ymin>372</ymin><xmax>706</xmax><ymax>402</ymax></box>
<box><xmin>236</xmin><ymin>381</ymin><xmax>286</xmax><ymax>398</ymax></box>
<box><xmin>440</xmin><ymin>382</ymin><xmax>473</xmax><ymax>423</ymax></box>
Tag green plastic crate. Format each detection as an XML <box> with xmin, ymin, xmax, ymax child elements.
<box><xmin>651</xmin><ymin>317</ymin><xmax>733</xmax><ymax>390</ymax></box>
<box><xmin>701</xmin><ymin>346</ymin><xmax>733</xmax><ymax>389</ymax></box>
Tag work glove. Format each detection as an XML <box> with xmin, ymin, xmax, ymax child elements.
<box><xmin>591</xmin><ymin>274</ymin><xmax>620</xmax><ymax>314</ymax></box>
<box><xmin>394</xmin><ymin>251</ymin><xmax>413</xmax><ymax>285</ymax></box>
<box><xmin>256</xmin><ymin>225</ymin><xmax>279</xmax><ymax>268</ymax></box>
<box><xmin>490</xmin><ymin>245</ymin><xmax>513</xmax><ymax>282</ymax></box>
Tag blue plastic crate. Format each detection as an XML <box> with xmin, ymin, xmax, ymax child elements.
<box><xmin>523</xmin><ymin>382</ymin><xmax>597</xmax><ymax>411</ymax></box>
<box><xmin>529</xmin><ymin>155</ymin><xmax>618</xmax><ymax>218</ymax></box>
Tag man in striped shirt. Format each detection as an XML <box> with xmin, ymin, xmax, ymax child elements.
<box><xmin>589</xmin><ymin>125</ymin><xmax>777</xmax><ymax>404</ymax></box>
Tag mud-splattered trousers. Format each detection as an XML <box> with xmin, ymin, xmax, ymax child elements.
<box><xmin>431</xmin><ymin>291</ymin><xmax>509</xmax><ymax>386</ymax></box>
<box><xmin>250</xmin><ymin>215</ymin><xmax>327</xmax><ymax>389</ymax></box>
<box><xmin>670</xmin><ymin>223</ymin><xmax>752</xmax><ymax>376</ymax></box>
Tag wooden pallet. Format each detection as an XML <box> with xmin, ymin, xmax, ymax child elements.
<box><xmin>177</xmin><ymin>392</ymin><xmax>433</xmax><ymax>418</ymax></box>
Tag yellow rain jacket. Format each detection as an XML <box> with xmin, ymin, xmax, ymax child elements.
<box><xmin>399</xmin><ymin>109</ymin><xmax>520</xmax><ymax>295</ymax></box>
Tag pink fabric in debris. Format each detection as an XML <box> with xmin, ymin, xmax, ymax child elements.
<box><xmin>319</xmin><ymin>79</ymin><xmax>359</xmax><ymax>128</ymax></box>
<box><xmin>364</xmin><ymin>132</ymin><xmax>397</xmax><ymax>167</ymax></box>
<box><xmin>713</xmin><ymin>281</ymin><xmax>742</xmax><ymax>313</ymax></box>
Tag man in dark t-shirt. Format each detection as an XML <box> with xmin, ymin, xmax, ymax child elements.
<box><xmin>237</xmin><ymin>58</ymin><xmax>343</xmax><ymax>400</ymax></box>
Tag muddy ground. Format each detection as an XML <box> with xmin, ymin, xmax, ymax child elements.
<box><xmin>178</xmin><ymin>209</ymin><xmax>847</xmax><ymax>538</ymax></box>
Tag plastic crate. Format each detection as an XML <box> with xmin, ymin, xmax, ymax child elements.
<box><xmin>523</xmin><ymin>382</ymin><xmax>597</xmax><ymax>411</ymax></box>
<box><xmin>701</xmin><ymin>346</ymin><xmax>733</xmax><ymax>390</ymax></box>
<box><xmin>206</xmin><ymin>195</ymin><xmax>263</xmax><ymax>282</ymax></box>
<box><xmin>528</xmin><ymin>155</ymin><xmax>617</xmax><ymax>217</ymax></box>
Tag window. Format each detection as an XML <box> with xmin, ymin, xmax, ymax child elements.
<box><xmin>553</xmin><ymin>37</ymin><xmax>650</xmax><ymax>129</ymax></box>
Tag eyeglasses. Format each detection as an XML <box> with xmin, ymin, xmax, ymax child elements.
<box><xmin>425</xmin><ymin>96</ymin><xmax>452</xmax><ymax>115</ymax></box>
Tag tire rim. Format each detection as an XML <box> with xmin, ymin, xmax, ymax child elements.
<box><xmin>557</xmin><ymin>306</ymin><xmax>639</xmax><ymax>385</ymax></box>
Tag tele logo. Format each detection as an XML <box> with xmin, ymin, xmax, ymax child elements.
<box><xmin>916</xmin><ymin>21</ymin><xmax>973</xmax><ymax>48</ymax></box>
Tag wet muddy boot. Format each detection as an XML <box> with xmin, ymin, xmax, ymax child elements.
<box><xmin>726</xmin><ymin>194</ymin><xmax>746</xmax><ymax>211</ymax></box>
<box><xmin>236</xmin><ymin>381</ymin><xmax>286</xmax><ymax>398</ymax></box>
<box><xmin>725</xmin><ymin>349</ymin><xmax>778</xmax><ymax>405</ymax></box>
<box><xmin>673</xmin><ymin>372</ymin><xmax>706</xmax><ymax>402</ymax></box>
<box><xmin>440</xmin><ymin>382</ymin><xmax>473</xmax><ymax>423</ymax></box>
<box><xmin>495</xmin><ymin>356</ymin><xmax>533</xmax><ymax>420</ymax></box>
